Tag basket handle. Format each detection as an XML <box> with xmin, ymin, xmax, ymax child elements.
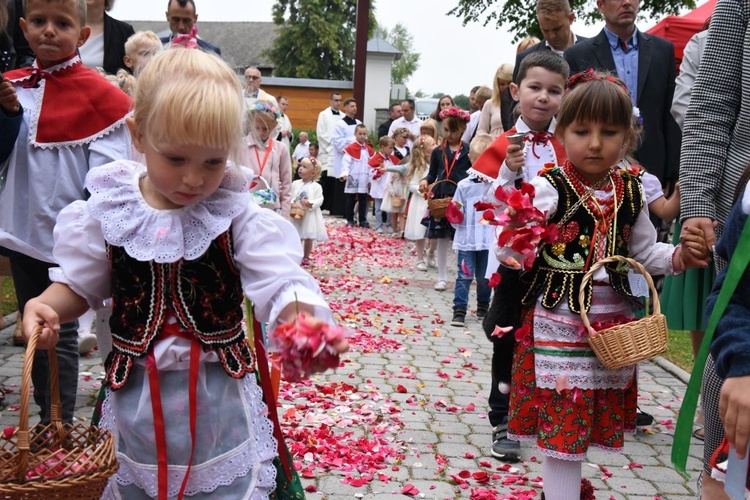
<box><xmin>13</xmin><ymin>325</ymin><xmax>65</xmax><ymax>481</ymax></box>
<box><xmin>427</xmin><ymin>179</ymin><xmax>457</xmax><ymax>197</ymax></box>
<box><xmin>578</xmin><ymin>255</ymin><xmax>661</xmax><ymax>332</ymax></box>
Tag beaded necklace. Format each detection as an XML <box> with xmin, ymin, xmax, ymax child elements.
<box><xmin>563</xmin><ymin>161</ymin><xmax>624</xmax><ymax>267</ymax></box>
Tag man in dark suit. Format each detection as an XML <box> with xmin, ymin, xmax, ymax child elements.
<box><xmin>563</xmin><ymin>0</ymin><xmax>680</xmax><ymax>187</ymax></box>
<box><xmin>513</xmin><ymin>0</ymin><xmax>585</xmax><ymax>83</ymax></box>
<box><xmin>160</xmin><ymin>0</ymin><xmax>221</xmax><ymax>55</ymax></box>
<box><xmin>377</xmin><ymin>103</ymin><xmax>403</xmax><ymax>139</ymax></box>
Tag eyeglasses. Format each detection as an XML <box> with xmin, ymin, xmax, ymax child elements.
<box><xmin>245</xmin><ymin>75</ymin><xmax>260</xmax><ymax>80</ymax></box>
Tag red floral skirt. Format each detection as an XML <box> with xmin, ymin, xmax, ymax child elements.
<box><xmin>508</xmin><ymin>307</ymin><xmax>638</xmax><ymax>460</ymax></box>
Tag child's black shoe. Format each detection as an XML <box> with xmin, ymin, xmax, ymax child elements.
<box><xmin>477</xmin><ymin>301</ymin><xmax>490</xmax><ymax>319</ymax></box>
<box><xmin>450</xmin><ymin>307</ymin><xmax>466</xmax><ymax>327</ymax></box>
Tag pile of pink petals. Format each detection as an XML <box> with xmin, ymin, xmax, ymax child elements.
<box><xmin>476</xmin><ymin>182</ymin><xmax>557</xmax><ymax>271</ymax></box>
<box><xmin>270</xmin><ymin>312</ymin><xmax>347</xmax><ymax>382</ymax></box>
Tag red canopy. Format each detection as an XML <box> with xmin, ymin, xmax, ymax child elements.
<box><xmin>647</xmin><ymin>0</ymin><xmax>716</xmax><ymax>63</ymax></box>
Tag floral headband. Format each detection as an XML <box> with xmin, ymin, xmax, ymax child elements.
<box><xmin>566</xmin><ymin>69</ymin><xmax>643</xmax><ymax>127</ymax></box>
<box><xmin>439</xmin><ymin>107</ymin><xmax>471</xmax><ymax>122</ymax></box>
<box><xmin>249</xmin><ymin>101</ymin><xmax>281</xmax><ymax>119</ymax></box>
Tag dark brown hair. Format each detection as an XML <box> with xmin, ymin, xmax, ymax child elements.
<box><xmin>557</xmin><ymin>75</ymin><xmax>633</xmax><ymax>131</ymax></box>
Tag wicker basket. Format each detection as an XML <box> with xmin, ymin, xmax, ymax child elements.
<box><xmin>390</xmin><ymin>195</ymin><xmax>405</xmax><ymax>209</ymax></box>
<box><xmin>578</xmin><ymin>256</ymin><xmax>669</xmax><ymax>370</ymax></box>
<box><xmin>0</xmin><ymin>327</ymin><xmax>118</xmax><ymax>499</ymax></box>
<box><xmin>427</xmin><ymin>179</ymin><xmax>457</xmax><ymax>219</ymax></box>
<box><xmin>289</xmin><ymin>205</ymin><xmax>305</xmax><ymax>219</ymax></box>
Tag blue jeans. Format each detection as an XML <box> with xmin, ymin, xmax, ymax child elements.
<box><xmin>373</xmin><ymin>198</ymin><xmax>390</xmax><ymax>230</ymax></box>
<box><xmin>452</xmin><ymin>249</ymin><xmax>491</xmax><ymax>309</ymax></box>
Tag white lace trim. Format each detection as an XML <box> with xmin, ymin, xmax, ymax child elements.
<box><xmin>86</xmin><ymin>161</ymin><xmax>251</xmax><ymax>263</ymax></box>
<box><xmin>11</xmin><ymin>56</ymin><xmax>129</xmax><ymax>150</ymax></box>
<box><xmin>99</xmin><ymin>375</ymin><xmax>277</xmax><ymax>498</ymax></box>
<box><xmin>466</xmin><ymin>168</ymin><xmax>497</xmax><ymax>183</ymax></box>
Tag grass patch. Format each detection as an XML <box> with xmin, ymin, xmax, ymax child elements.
<box><xmin>1</xmin><ymin>275</ymin><xmax>17</xmax><ymax>316</ymax></box>
<box><xmin>664</xmin><ymin>330</ymin><xmax>696</xmax><ymax>373</ymax></box>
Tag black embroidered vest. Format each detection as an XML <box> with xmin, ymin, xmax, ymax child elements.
<box><xmin>520</xmin><ymin>167</ymin><xmax>643</xmax><ymax>314</ymax></box>
<box><xmin>105</xmin><ymin>230</ymin><xmax>254</xmax><ymax>390</ymax></box>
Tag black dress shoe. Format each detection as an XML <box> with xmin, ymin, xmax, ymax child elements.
<box><xmin>636</xmin><ymin>408</ymin><xmax>654</xmax><ymax>426</ymax></box>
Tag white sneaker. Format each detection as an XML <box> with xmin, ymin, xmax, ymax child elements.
<box><xmin>434</xmin><ymin>280</ymin><xmax>447</xmax><ymax>291</ymax></box>
<box><xmin>78</xmin><ymin>332</ymin><xmax>98</xmax><ymax>355</ymax></box>
<box><xmin>416</xmin><ymin>260</ymin><xmax>428</xmax><ymax>271</ymax></box>
<box><xmin>376</xmin><ymin>227</ymin><xmax>383</xmax><ymax>234</ymax></box>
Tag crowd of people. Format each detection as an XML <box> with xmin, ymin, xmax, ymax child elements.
<box><xmin>1</xmin><ymin>0</ymin><xmax>749</xmax><ymax>498</ymax></box>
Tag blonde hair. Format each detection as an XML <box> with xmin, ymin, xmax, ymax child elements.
<box><xmin>299</xmin><ymin>157</ymin><xmax>322</xmax><ymax>181</ymax></box>
<box><xmin>24</xmin><ymin>0</ymin><xmax>86</xmax><ymax>25</ymax></box>
<box><xmin>492</xmin><ymin>64</ymin><xmax>514</xmax><ymax>106</ymax></box>
<box><xmin>100</xmin><ymin>68</ymin><xmax>137</xmax><ymax>97</ymax></box>
<box><xmin>406</xmin><ymin>135</ymin><xmax>435</xmax><ymax>182</ymax></box>
<box><xmin>419</xmin><ymin>118</ymin><xmax>440</xmax><ymax>142</ymax></box>
<box><xmin>475</xmin><ymin>86</ymin><xmax>492</xmax><ymax>110</ymax></box>
<box><xmin>124</xmin><ymin>31</ymin><xmax>162</xmax><ymax>58</ymax></box>
<box><xmin>246</xmin><ymin>100</ymin><xmax>280</xmax><ymax>139</ymax></box>
<box><xmin>470</xmin><ymin>133</ymin><xmax>493</xmax><ymax>158</ymax></box>
<box><xmin>379</xmin><ymin>135</ymin><xmax>395</xmax><ymax>148</ymax></box>
<box><xmin>517</xmin><ymin>36</ymin><xmax>541</xmax><ymax>54</ymax></box>
<box><xmin>132</xmin><ymin>47</ymin><xmax>245</xmax><ymax>162</ymax></box>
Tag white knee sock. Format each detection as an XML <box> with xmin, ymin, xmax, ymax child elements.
<box><xmin>542</xmin><ymin>456</ymin><xmax>581</xmax><ymax>500</ymax></box>
<box><xmin>437</xmin><ymin>238</ymin><xmax>450</xmax><ymax>281</ymax></box>
<box><xmin>78</xmin><ymin>308</ymin><xmax>96</xmax><ymax>335</ymax></box>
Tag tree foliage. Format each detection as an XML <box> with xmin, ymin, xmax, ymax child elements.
<box><xmin>453</xmin><ymin>94</ymin><xmax>470</xmax><ymax>110</ymax></box>
<box><xmin>374</xmin><ymin>23</ymin><xmax>421</xmax><ymax>85</ymax></box>
<box><xmin>267</xmin><ymin>0</ymin><xmax>377</xmax><ymax>80</ymax></box>
<box><xmin>448</xmin><ymin>0</ymin><xmax>695</xmax><ymax>42</ymax></box>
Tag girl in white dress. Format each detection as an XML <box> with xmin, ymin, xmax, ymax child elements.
<box><xmin>404</xmin><ymin>135</ymin><xmax>437</xmax><ymax>269</ymax></box>
<box><xmin>291</xmin><ymin>157</ymin><xmax>328</xmax><ymax>265</ymax></box>
<box><xmin>21</xmin><ymin>47</ymin><xmax>346</xmax><ymax>500</ymax></box>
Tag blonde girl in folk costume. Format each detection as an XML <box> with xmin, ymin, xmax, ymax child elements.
<box><xmin>291</xmin><ymin>156</ymin><xmax>328</xmax><ymax>265</ymax></box>
<box><xmin>21</xmin><ymin>47</ymin><xmax>346</xmax><ymax>499</ymax></box>
<box><xmin>495</xmin><ymin>71</ymin><xmax>709</xmax><ymax>499</ymax></box>
<box><xmin>405</xmin><ymin>135</ymin><xmax>437</xmax><ymax>270</ymax></box>
<box><xmin>244</xmin><ymin>100</ymin><xmax>293</xmax><ymax>217</ymax></box>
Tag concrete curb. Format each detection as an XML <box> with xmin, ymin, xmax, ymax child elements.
<box><xmin>652</xmin><ymin>355</ymin><xmax>692</xmax><ymax>384</ymax></box>
<box><xmin>0</xmin><ymin>311</ymin><xmax>18</xmax><ymax>330</ymax></box>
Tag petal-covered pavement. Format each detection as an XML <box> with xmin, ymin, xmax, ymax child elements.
<box><xmin>0</xmin><ymin>216</ymin><xmax>705</xmax><ymax>499</ymax></box>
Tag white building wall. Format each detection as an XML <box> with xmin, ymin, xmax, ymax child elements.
<box><xmin>364</xmin><ymin>53</ymin><xmax>394</xmax><ymax>134</ymax></box>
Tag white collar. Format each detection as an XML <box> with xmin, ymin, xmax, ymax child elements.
<box><xmin>86</xmin><ymin>161</ymin><xmax>251</xmax><ymax>263</ymax></box>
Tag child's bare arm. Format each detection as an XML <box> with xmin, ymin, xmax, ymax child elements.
<box><xmin>23</xmin><ymin>283</ymin><xmax>90</xmax><ymax>349</ymax></box>
<box><xmin>649</xmin><ymin>183</ymin><xmax>680</xmax><ymax>221</ymax></box>
<box><xmin>0</xmin><ymin>77</ymin><xmax>20</xmax><ymax>115</ymax></box>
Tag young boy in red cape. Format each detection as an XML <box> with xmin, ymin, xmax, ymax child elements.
<box><xmin>0</xmin><ymin>0</ymin><xmax>132</xmax><ymax>426</ymax></box>
<box><xmin>341</xmin><ymin>124</ymin><xmax>374</xmax><ymax>227</ymax></box>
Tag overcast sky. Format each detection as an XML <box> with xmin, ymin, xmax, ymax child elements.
<box><xmin>109</xmin><ymin>0</ymin><xmax>696</xmax><ymax>97</ymax></box>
